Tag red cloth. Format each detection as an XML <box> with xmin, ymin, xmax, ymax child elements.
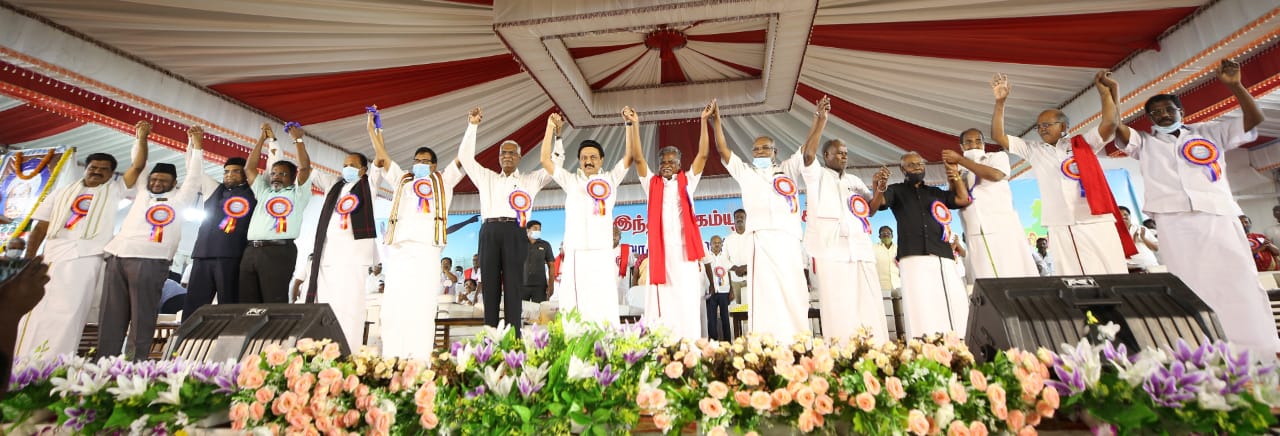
<box><xmin>1070</xmin><ymin>135</ymin><xmax>1139</xmax><ymax>258</ymax></box>
<box><xmin>617</xmin><ymin>243</ymin><xmax>631</xmax><ymax>277</ymax></box>
<box><xmin>554</xmin><ymin>253</ymin><xmax>564</xmax><ymax>284</ymax></box>
<box><xmin>646</xmin><ymin>172</ymin><xmax>705</xmax><ymax>285</ymax></box>
<box><xmin>1247</xmin><ymin>233</ymin><xmax>1279</xmax><ymax>272</ymax></box>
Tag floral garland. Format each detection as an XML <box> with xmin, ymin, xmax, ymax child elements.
<box><xmin>10</xmin><ymin>149</ymin><xmax>56</xmax><ymax>180</ymax></box>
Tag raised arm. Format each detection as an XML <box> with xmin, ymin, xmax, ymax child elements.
<box><xmin>1097</xmin><ymin>72</ymin><xmax>1131</xmax><ymax>145</ymax></box>
<box><xmin>940</xmin><ymin>149</ymin><xmax>1005</xmax><ymax>182</ymax></box>
<box><xmin>123</xmin><ymin>120</ymin><xmax>152</xmax><ymax>188</ymax></box>
<box><xmin>867</xmin><ymin>166</ymin><xmax>891</xmax><ymax>217</ymax></box>
<box><xmin>1095</xmin><ymin>71</ymin><xmax>1119</xmax><ymax>143</ymax></box>
<box><xmin>946</xmin><ymin>162</ymin><xmax>972</xmax><ymax>207</ymax></box>
<box><xmin>368</xmin><ymin>109</ymin><xmax>391</xmax><ymax>170</ymax></box>
<box><xmin>245</xmin><ymin>123</ymin><xmax>272</xmax><ymax>185</ymax></box>
<box><xmin>990</xmin><ymin>74</ymin><xmax>1011</xmax><ymax>151</ymax></box>
<box><xmin>624</xmin><ymin>107</ymin><xmax>649</xmax><ymax>178</ymax></box>
<box><xmin>540</xmin><ymin>113</ymin><xmax>564</xmax><ymax>174</ymax></box>
<box><xmin>691</xmin><ymin>102</ymin><xmax>712</xmax><ymax>175</ymax></box>
<box><xmin>458</xmin><ymin>108</ymin><xmax>485</xmax><ymax>176</ymax></box>
<box><xmin>292</xmin><ymin>125</ymin><xmax>313</xmax><ymax>185</ymax></box>
<box><xmin>801</xmin><ymin>96</ymin><xmax>831</xmax><ymax>166</ymax></box>
<box><xmin>1218</xmin><ymin>59</ymin><xmax>1265</xmax><ymax>132</ymax></box>
<box><xmin>708</xmin><ymin>100</ymin><xmax>732</xmax><ymax>165</ymax></box>
<box><xmin>183</xmin><ymin>125</ymin><xmax>206</xmax><ymax>190</ymax></box>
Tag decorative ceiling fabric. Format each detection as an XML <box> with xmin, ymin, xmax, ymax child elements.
<box><xmin>3</xmin><ymin>0</ymin><xmax>1279</xmax><ymax>198</ymax></box>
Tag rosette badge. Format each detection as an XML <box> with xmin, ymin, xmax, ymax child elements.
<box><xmin>1180</xmin><ymin>139</ymin><xmax>1222</xmax><ymax>182</ymax></box>
<box><xmin>220</xmin><ymin>197</ymin><xmax>250</xmax><ymax>233</ymax></box>
<box><xmin>1060</xmin><ymin>157</ymin><xmax>1085</xmax><ymax>197</ymax></box>
<box><xmin>772</xmin><ymin>175</ymin><xmax>799</xmax><ymax>213</ymax></box>
<box><xmin>931</xmin><ymin>200</ymin><xmax>952</xmax><ymax>242</ymax></box>
<box><xmin>145</xmin><ymin>204</ymin><xmax>176</xmax><ymax>242</ymax></box>
<box><xmin>336</xmin><ymin>194</ymin><xmax>360</xmax><ymax>230</ymax></box>
<box><xmin>509</xmin><ymin>190</ymin><xmax>532</xmax><ymax>227</ymax></box>
<box><xmin>64</xmin><ymin>194</ymin><xmax>93</xmax><ymax>229</ymax></box>
<box><xmin>413</xmin><ymin>179</ymin><xmax>434</xmax><ymax>213</ymax></box>
<box><xmin>586</xmin><ymin>179</ymin><xmax>611</xmax><ymax>216</ymax></box>
<box><xmin>265</xmin><ymin>197</ymin><xmax>292</xmax><ymax>233</ymax></box>
<box><xmin>848</xmin><ymin>195</ymin><xmax>871</xmax><ymax>234</ymax></box>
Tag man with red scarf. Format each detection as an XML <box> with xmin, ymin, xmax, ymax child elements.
<box><xmin>630</xmin><ymin>104</ymin><xmax>711</xmax><ymax>340</ymax></box>
<box><xmin>1242</xmin><ymin>216</ymin><xmax>1280</xmax><ymax>272</ymax></box>
<box><xmin>991</xmin><ymin>71</ymin><xmax>1135</xmax><ymax>276</ymax></box>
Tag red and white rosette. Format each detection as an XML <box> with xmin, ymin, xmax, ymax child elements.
<box><xmin>145</xmin><ymin>204</ymin><xmax>175</xmax><ymax>242</ymax></box>
<box><xmin>336</xmin><ymin>194</ymin><xmax>360</xmax><ymax>230</ymax></box>
<box><xmin>1060</xmin><ymin>157</ymin><xmax>1085</xmax><ymax>197</ymax></box>
<box><xmin>412</xmin><ymin>178</ymin><xmax>434</xmax><ymax>213</ymax></box>
<box><xmin>1180</xmin><ymin>139</ymin><xmax>1222</xmax><ymax>182</ymax></box>
<box><xmin>219</xmin><ymin>196</ymin><xmax>250</xmax><ymax>234</ymax></box>
<box><xmin>847</xmin><ymin>195</ymin><xmax>871</xmax><ymax>234</ymax></box>
<box><xmin>714</xmin><ymin>266</ymin><xmax>726</xmax><ymax>287</ymax></box>
<box><xmin>931</xmin><ymin>200</ymin><xmax>953</xmax><ymax>242</ymax></box>
<box><xmin>509</xmin><ymin>190</ymin><xmax>532</xmax><ymax>227</ymax></box>
<box><xmin>586</xmin><ymin>178</ymin><xmax>611</xmax><ymax>216</ymax></box>
<box><xmin>265</xmin><ymin>197</ymin><xmax>293</xmax><ymax>233</ymax></box>
<box><xmin>773</xmin><ymin>175</ymin><xmax>799</xmax><ymax>214</ymax></box>
<box><xmin>64</xmin><ymin>194</ymin><xmax>93</xmax><ymax>229</ymax></box>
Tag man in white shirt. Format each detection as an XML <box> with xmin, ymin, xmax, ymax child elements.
<box><xmin>1032</xmin><ymin>237</ymin><xmax>1054</xmax><ymax>276</ymax></box>
<box><xmin>17</xmin><ymin>121</ymin><xmax>148</xmax><ymax>357</ymax></box>
<box><xmin>613</xmin><ymin>226</ymin><xmax>636</xmax><ymax>304</ymax></box>
<box><xmin>942</xmin><ymin>129</ymin><xmax>1039</xmax><ymax>279</ymax></box>
<box><xmin>365</xmin><ymin>264</ymin><xmax>384</xmax><ymax>295</ymax></box>
<box><xmin>368</xmin><ymin>108</ymin><xmax>467</xmax><ymax>358</ymax></box>
<box><xmin>290</xmin><ymin>253</ymin><xmax>312</xmax><ymax>303</ymax></box>
<box><xmin>1119</xmin><ymin>206</ymin><xmax>1159</xmax><ymax>271</ymax></box>
<box><xmin>632</xmin><ymin>104</ymin><xmax>711</xmax><ymax>340</ymax></box>
<box><xmin>800</xmin><ymin>99</ymin><xmax>889</xmax><ymax>342</ymax></box>
<box><xmin>459</xmin><ymin>108</ymin><xmax>555</xmax><ymax>329</ymax></box>
<box><xmin>442</xmin><ymin>258</ymin><xmax>458</xmax><ymax>297</ymax></box>
<box><xmin>1264</xmin><ymin>205</ymin><xmax>1280</xmax><ymax>244</ymax></box>
<box><xmin>991</xmin><ymin>71</ymin><xmax>1134</xmax><ymax>275</ymax></box>
<box><xmin>704</xmin><ymin>236</ymin><xmax>734</xmax><ymax>340</ymax></box>
<box><xmin>1107</xmin><ymin>60</ymin><xmax>1279</xmax><ymax>358</ymax></box>
<box><xmin>723</xmin><ymin>209</ymin><xmax>751</xmax><ymax>305</ymax></box>
<box><xmin>873</xmin><ymin>226</ymin><xmax>901</xmax><ymax>292</ymax></box>
<box><xmin>542</xmin><ymin>112</ymin><xmax>631</xmax><ymax>325</ymax></box>
<box><xmin>711</xmin><ymin>99</ymin><xmax>810</xmax><ymax>342</ymax></box>
<box><xmin>98</xmin><ymin>125</ymin><xmax>204</xmax><ymax>360</ymax></box>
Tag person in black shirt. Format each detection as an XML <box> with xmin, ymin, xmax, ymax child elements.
<box><xmin>869</xmin><ymin>152</ymin><xmax>971</xmax><ymax>338</ymax></box>
<box><xmin>185</xmin><ymin>156</ymin><xmax>257</xmax><ymax>315</ymax></box>
<box><xmin>522</xmin><ymin>220</ymin><xmax>556</xmax><ymax>303</ymax></box>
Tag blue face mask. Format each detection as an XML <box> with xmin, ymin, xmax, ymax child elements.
<box><xmin>341</xmin><ymin>166</ymin><xmax>360</xmax><ymax>183</ymax></box>
<box><xmin>412</xmin><ymin>163</ymin><xmax>433</xmax><ymax>179</ymax></box>
<box><xmin>1152</xmin><ymin>114</ymin><xmax>1184</xmax><ymax>135</ymax></box>
<box><xmin>751</xmin><ymin>157</ymin><xmax>772</xmax><ymax>169</ymax></box>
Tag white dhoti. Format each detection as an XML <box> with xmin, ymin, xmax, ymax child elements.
<box><xmin>381</xmin><ymin>242</ymin><xmax>442</xmax><ymax>359</ymax></box>
<box><xmin>965</xmin><ymin>230</ymin><xmax>1040</xmax><ymax>279</ymax></box>
<box><xmin>317</xmin><ymin>261</ymin><xmax>373</xmax><ymax>351</ymax></box>
<box><xmin>899</xmin><ymin>255</ymin><xmax>969</xmax><ymax>338</ymax></box>
<box><xmin>16</xmin><ymin>255</ymin><xmax>104</xmax><ymax>357</ymax></box>
<box><xmin>814</xmin><ymin>258</ymin><xmax>887</xmax><ymax>342</ymax></box>
<box><xmin>644</xmin><ymin>256</ymin><xmax>702</xmax><ymax>340</ymax></box>
<box><xmin>561</xmin><ymin>248</ymin><xmax>621</xmax><ymax>326</ymax></box>
<box><xmin>747</xmin><ymin>230</ymin><xmax>809</xmax><ymax>343</ymax></box>
<box><xmin>1154</xmin><ymin>212</ymin><xmax>1280</xmax><ymax>358</ymax></box>
<box><xmin>1048</xmin><ymin>222</ymin><xmax>1127</xmax><ymax>275</ymax></box>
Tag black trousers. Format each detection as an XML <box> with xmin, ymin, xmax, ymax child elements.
<box><xmin>98</xmin><ymin>255</ymin><xmax>169</xmax><ymax>360</ymax></box>
<box><xmin>239</xmin><ymin>242</ymin><xmax>297</xmax><ymax>304</ymax></box>
<box><xmin>479</xmin><ymin>221</ymin><xmax>529</xmax><ymax>330</ymax></box>
<box><xmin>184</xmin><ymin>257</ymin><xmax>242</xmax><ymax>315</ymax></box>
<box><xmin>706</xmin><ymin>292</ymin><xmax>732</xmax><ymax>341</ymax></box>
<box><xmin>522</xmin><ymin>285</ymin><xmax>547</xmax><ymax>303</ymax></box>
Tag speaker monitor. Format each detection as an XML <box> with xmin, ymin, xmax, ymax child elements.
<box><xmin>965</xmin><ymin>273</ymin><xmax>1224</xmax><ymax>363</ymax></box>
<box><xmin>165</xmin><ymin>304</ymin><xmax>350</xmax><ymax>362</ymax></box>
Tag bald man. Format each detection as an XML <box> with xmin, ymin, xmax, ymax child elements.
<box><xmin>941</xmin><ymin>129</ymin><xmax>1038</xmax><ymax>279</ymax></box>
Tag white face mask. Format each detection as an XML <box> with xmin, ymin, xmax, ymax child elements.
<box><xmin>341</xmin><ymin>166</ymin><xmax>360</xmax><ymax>183</ymax></box>
<box><xmin>751</xmin><ymin>157</ymin><xmax>772</xmax><ymax>169</ymax></box>
<box><xmin>1151</xmin><ymin>112</ymin><xmax>1184</xmax><ymax>134</ymax></box>
<box><xmin>962</xmin><ymin>149</ymin><xmax>985</xmax><ymax>161</ymax></box>
<box><xmin>5</xmin><ymin>248</ymin><xmax>23</xmax><ymax>258</ymax></box>
<box><xmin>528</xmin><ymin>230</ymin><xmax>541</xmax><ymax>240</ymax></box>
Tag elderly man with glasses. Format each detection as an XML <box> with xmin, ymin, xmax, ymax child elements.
<box><xmin>989</xmin><ymin>71</ymin><xmax>1136</xmax><ymax>276</ymax></box>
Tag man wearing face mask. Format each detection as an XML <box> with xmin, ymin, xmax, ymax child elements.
<box><xmin>632</xmin><ymin>103</ymin><xmax>711</xmax><ymax>340</ymax></box>
<box><xmin>542</xmin><ymin>110</ymin><xmax>632</xmax><ymax>324</ymax></box>
<box><xmin>941</xmin><ymin>129</ymin><xmax>1038</xmax><ymax>279</ymax></box>
<box><xmin>18</xmin><ymin>121</ymin><xmax>149</xmax><ymax>357</ymax></box>
<box><xmin>712</xmin><ymin>97</ymin><xmax>814</xmax><ymax>342</ymax></box>
<box><xmin>869</xmin><ymin>153</ymin><xmax>971</xmax><ymax>337</ymax></box>
<box><xmin>239</xmin><ymin>122</ymin><xmax>312</xmax><ymax>305</ymax></box>
<box><xmin>368</xmin><ymin>107</ymin><xmax>467</xmax><ymax>358</ymax></box>
<box><xmin>1109</xmin><ymin>59</ymin><xmax>1279</xmax><ymax>359</ymax></box>
<box><xmin>98</xmin><ymin>125</ymin><xmax>206</xmax><ymax>360</ymax></box>
<box><xmin>305</xmin><ymin>144</ymin><xmax>381</xmax><ymax>350</ymax></box>
<box><xmin>991</xmin><ymin>71</ymin><xmax>1136</xmax><ymax>276</ymax></box>
<box><xmin>4</xmin><ymin>238</ymin><xmax>25</xmax><ymax>259</ymax></box>
<box><xmin>873</xmin><ymin>226</ymin><xmax>901</xmax><ymax>292</ymax></box>
<box><xmin>521</xmin><ymin>220</ymin><xmax>555</xmax><ymax>303</ymax></box>
<box><xmin>187</xmin><ymin>139</ymin><xmax>258</xmax><ymax>315</ymax></box>
<box><xmin>459</xmin><ymin>108</ymin><xmax>556</xmax><ymax>330</ymax></box>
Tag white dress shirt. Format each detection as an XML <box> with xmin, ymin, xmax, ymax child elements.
<box><xmin>104</xmin><ymin>150</ymin><xmax>204</xmax><ymax>260</ymax></box>
<box><xmin>639</xmin><ymin>170</ymin><xmax>703</xmax><ymax>251</ymax></box>
<box><xmin>458</xmin><ymin>127</ymin><xmax>555</xmax><ymax>219</ymax></box>
<box><xmin>724</xmin><ymin>230</ymin><xmax>751</xmax><ymax>283</ymax></box>
<box><xmin>800</xmin><ymin>158</ymin><xmax>874</xmax><ymax>262</ymax></box>
<box><xmin>958</xmin><ymin>150</ymin><xmax>1023</xmax><ymax>234</ymax></box>
<box><xmin>724</xmin><ymin>153</ymin><xmax>805</xmax><ymax>240</ymax></box>
<box><xmin>1116</xmin><ymin>120</ymin><xmax>1256</xmax><ymax>217</ymax></box>
<box><xmin>33</xmin><ymin>177</ymin><xmax>128</xmax><ymax>261</ymax></box>
<box><xmin>554</xmin><ymin>160</ymin><xmax>628</xmax><ymax>251</ymax></box>
<box><xmin>1127</xmin><ymin>224</ymin><xmax>1159</xmax><ymax>269</ymax></box>
<box><xmin>1007</xmin><ymin>130</ymin><xmax>1111</xmax><ymax>227</ymax></box>
<box><xmin>873</xmin><ymin>241</ymin><xmax>901</xmax><ymax>290</ymax></box>
<box><xmin>706</xmin><ymin>250</ymin><xmax>733</xmax><ymax>294</ymax></box>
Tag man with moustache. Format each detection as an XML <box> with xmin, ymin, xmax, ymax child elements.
<box><xmin>239</xmin><ymin>122</ymin><xmax>312</xmax><ymax>304</ymax></box>
<box><xmin>98</xmin><ymin>125</ymin><xmax>205</xmax><ymax>360</ymax></box>
<box><xmin>631</xmin><ymin>103</ymin><xmax>711</xmax><ymax>340</ymax></box>
<box><xmin>869</xmin><ymin>152</ymin><xmax>971</xmax><ymax>337</ymax></box>
<box><xmin>541</xmin><ymin>112</ymin><xmax>632</xmax><ymax>324</ymax></box>
<box><xmin>187</xmin><ymin>138</ymin><xmax>258</xmax><ymax>315</ymax></box>
<box><xmin>941</xmin><ymin>129</ymin><xmax>1038</xmax><ymax>279</ymax></box>
<box><xmin>368</xmin><ymin>108</ymin><xmax>469</xmax><ymax>358</ymax></box>
<box><xmin>873</xmin><ymin>226</ymin><xmax>901</xmax><ymax>292</ymax></box>
<box><xmin>723</xmin><ymin>209</ymin><xmax>751</xmax><ymax>305</ymax></box>
<box><xmin>991</xmin><ymin>71</ymin><xmax>1135</xmax><ymax>275</ymax></box>
<box><xmin>1108</xmin><ymin>60</ymin><xmax>1279</xmax><ymax>358</ymax></box>
<box><xmin>18</xmin><ymin>121</ymin><xmax>150</xmax><ymax>357</ymax></box>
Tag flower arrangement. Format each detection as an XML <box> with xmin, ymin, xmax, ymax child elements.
<box><xmin>1048</xmin><ymin>323</ymin><xmax>1280</xmax><ymax>435</ymax></box>
<box><xmin>2</xmin><ymin>354</ymin><xmax>238</xmax><ymax>435</ymax></box>
<box><xmin>639</xmin><ymin>328</ymin><xmax>1060</xmax><ymax>435</ymax></box>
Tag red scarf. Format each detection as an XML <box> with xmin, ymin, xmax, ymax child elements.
<box><xmin>1069</xmin><ymin>135</ymin><xmax>1139</xmax><ymax>258</ymax></box>
<box><xmin>647</xmin><ymin>172</ymin><xmax>705</xmax><ymax>284</ymax></box>
<box><xmin>617</xmin><ymin>243</ymin><xmax>631</xmax><ymax>277</ymax></box>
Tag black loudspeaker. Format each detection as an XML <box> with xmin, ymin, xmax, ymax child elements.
<box><xmin>965</xmin><ymin>274</ymin><xmax>1224</xmax><ymax>363</ymax></box>
<box><xmin>165</xmin><ymin>304</ymin><xmax>350</xmax><ymax>361</ymax></box>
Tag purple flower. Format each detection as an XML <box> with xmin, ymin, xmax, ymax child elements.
<box><xmin>451</xmin><ymin>341</ymin><xmax>466</xmax><ymax>356</ymax></box>
<box><xmin>594</xmin><ymin>342</ymin><xmax>609</xmax><ymax>360</ymax></box>
<box><xmin>593</xmin><ymin>364</ymin><xmax>618</xmax><ymax>388</ymax></box>
<box><xmin>1143</xmin><ymin>361</ymin><xmax>1204</xmax><ymax>408</ymax></box>
<box><xmin>504</xmin><ymin>351</ymin><xmax>526</xmax><ymax>369</ymax></box>
<box><xmin>1050</xmin><ymin>361</ymin><xmax>1087</xmax><ymax>396</ymax></box>
<box><xmin>623</xmin><ymin>349</ymin><xmax>648</xmax><ymax>366</ymax></box>
<box><xmin>474</xmin><ymin>342</ymin><xmax>495</xmax><ymax>365</ymax></box>
<box><xmin>1101</xmin><ymin>341</ymin><xmax>1130</xmax><ymax>366</ymax></box>
<box><xmin>64</xmin><ymin>407</ymin><xmax>97</xmax><ymax>431</ymax></box>
<box><xmin>466</xmin><ymin>385</ymin><xmax>487</xmax><ymax>399</ymax></box>
<box><xmin>1170</xmin><ymin>339</ymin><xmax>1210</xmax><ymax>369</ymax></box>
<box><xmin>529</xmin><ymin>326</ymin><xmax>551</xmax><ymax>350</ymax></box>
<box><xmin>518</xmin><ymin>375</ymin><xmax>544</xmax><ymax>398</ymax></box>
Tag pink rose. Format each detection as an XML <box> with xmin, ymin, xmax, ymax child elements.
<box><xmin>932</xmin><ymin>389</ymin><xmax>951</xmax><ymax>406</ymax></box>
<box><xmin>285</xmin><ymin>408</ymin><xmax>311</xmax><ymax>429</ymax></box>
<box><xmin>771</xmin><ymin>388</ymin><xmax>793</xmax><ymax>407</ymax></box>
<box><xmin>314</xmin><ymin>416</ymin><xmax>333</xmax><ymax>433</ymax></box>
<box><xmin>343</xmin><ymin>410</ymin><xmax>360</xmax><ymax>428</ymax></box>
<box><xmin>273</xmin><ymin>391</ymin><xmax>301</xmax><ymax>415</ymax></box>
<box><xmin>344</xmin><ymin>375</ymin><xmax>360</xmax><ymax>393</ymax></box>
<box><xmin>814</xmin><ymin>394</ymin><xmax>834</xmax><ymax>415</ymax></box>
<box><xmin>356</xmin><ymin>384</ymin><xmax>371</xmax><ymax>398</ymax></box>
<box><xmin>415</xmin><ymin>385</ymin><xmax>438</xmax><ymax>408</ymax></box>
<box><xmin>390</xmin><ymin>376</ymin><xmax>403</xmax><ymax>393</ymax></box>
<box><xmin>969</xmin><ymin>421</ymin><xmax>989</xmax><ymax>436</ymax></box>
<box><xmin>907</xmin><ymin>409</ymin><xmax>930</xmax><ymax>435</ymax></box>
<box><xmin>992</xmin><ymin>402</ymin><xmax>1008</xmax><ymax>420</ymax></box>
<box><xmin>374</xmin><ymin>410</ymin><xmax>392</xmax><ymax>434</ymax></box>
<box><xmin>285</xmin><ymin>357</ymin><xmax>304</xmax><ymax>380</ymax></box>
<box><xmin>1018</xmin><ymin>425</ymin><xmax>1038</xmax><ymax>436</ymax></box>
<box><xmin>402</xmin><ymin>360</ymin><xmax>422</xmax><ymax>382</ymax></box>
<box><xmin>1027</xmin><ymin>411</ymin><xmax>1042</xmax><ymax>427</ymax></box>
<box><xmin>1008</xmin><ymin>410</ymin><xmax>1025</xmax><ymax>431</ymax></box>
<box><xmin>241</xmin><ymin>354</ymin><xmax>262</xmax><ymax>369</ymax></box>
<box><xmin>250</xmin><ymin>401</ymin><xmax>265</xmax><ymax>421</ymax></box>
<box><xmin>746</xmin><ymin>432</ymin><xmax>760</xmax><ymax>436</ymax></box>
<box><xmin>317</xmin><ymin>367</ymin><xmax>342</xmax><ymax>388</ymax></box>
<box><xmin>707</xmin><ymin>381</ymin><xmax>729</xmax><ymax>399</ymax></box>
<box><xmin>229</xmin><ymin>402</ymin><xmax>250</xmax><ymax>423</ymax></box>
<box><xmin>969</xmin><ymin>370</ymin><xmax>988</xmax><ymax>392</ymax></box>
<box><xmin>862</xmin><ymin>372</ymin><xmax>882</xmax><ymax>395</ymax></box>
<box><xmin>683</xmin><ymin>352</ymin><xmax>698</xmax><ymax>368</ymax></box>
<box><xmin>795</xmin><ymin>386</ymin><xmax>817</xmax><ymax>408</ymax></box>
<box><xmin>885</xmin><ymin>377</ymin><xmax>906</xmax><ymax>401</ymax></box>
<box><xmin>1036</xmin><ymin>400</ymin><xmax>1056</xmax><ymax>419</ymax></box>
<box><xmin>947</xmin><ymin>421</ymin><xmax>971</xmax><ymax>436</ymax></box>
<box><xmin>321</xmin><ymin>343</ymin><xmax>341</xmax><ymax>361</ymax></box>
<box><xmin>797</xmin><ymin>409</ymin><xmax>818</xmax><ymax>433</ymax></box>
<box><xmin>266</xmin><ymin>347</ymin><xmax>289</xmax><ymax>367</ymax></box>
<box><xmin>356</xmin><ymin>394</ymin><xmax>374</xmax><ymax>411</ymax></box>
<box><xmin>791</xmin><ymin>364</ymin><xmax>810</xmax><ymax>383</ymax></box>
<box><xmin>664</xmin><ymin>361</ymin><xmax>683</xmax><ymax>379</ymax></box>
<box><xmin>255</xmin><ymin>387</ymin><xmax>276</xmax><ymax>404</ymax></box>
<box><xmin>738</xmin><ymin>369</ymin><xmax>761</xmax><ymax>387</ymax></box>
<box><xmin>290</xmin><ymin>373</ymin><xmax>315</xmax><ymax>395</ymax></box>
<box><xmin>799</xmin><ymin>356</ymin><xmax>817</xmax><ymax>374</ymax></box>
<box><xmin>950</xmin><ymin>381</ymin><xmax>969</xmax><ymax>405</ymax></box>
<box><xmin>810</xmin><ymin>377</ymin><xmax>830</xmax><ymax>395</ymax></box>
<box><xmin>653</xmin><ymin>413</ymin><xmax>672</xmax><ymax>431</ymax></box>
<box><xmin>986</xmin><ymin>385</ymin><xmax>1006</xmax><ymax>407</ymax></box>
<box><xmin>651</xmin><ymin>388</ymin><xmax>669</xmax><ymax>409</ymax></box>
<box><xmin>699</xmin><ymin>397</ymin><xmax>726</xmax><ymax>418</ymax></box>
<box><xmin>750</xmin><ymin>390</ymin><xmax>773</xmax><ymax>410</ymax></box>
<box><xmin>706</xmin><ymin>426</ymin><xmax>728</xmax><ymax>436</ymax></box>
<box><xmin>734</xmin><ymin>390</ymin><xmax>752</xmax><ymax>407</ymax></box>
<box><xmin>635</xmin><ymin>389</ymin><xmax>653</xmax><ymax>409</ymax></box>
<box><xmin>237</xmin><ymin>369</ymin><xmax>265</xmax><ymax>390</ymax></box>
<box><xmin>1041</xmin><ymin>385</ymin><xmax>1060</xmax><ymax>409</ymax></box>
<box><xmin>854</xmin><ymin>392</ymin><xmax>876</xmax><ymax>412</ymax></box>
<box><xmin>420</xmin><ymin>412</ymin><xmax>439</xmax><ymax>429</ymax></box>
<box><xmin>814</xmin><ymin>354</ymin><xmax>835</xmax><ymax>374</ymax></box>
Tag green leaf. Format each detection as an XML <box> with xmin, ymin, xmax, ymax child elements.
<box><xmin>547</xmin><ymin>403</ymin><xmax>565</xmax><ymax>416</ymax></box>
<box><xmin>513</xmin><ymin>405</ymin><xmax>532</xmax><ymax>423</ymax></box>
<box><xmin>570</xmin><ymin>411</ymin><xmax>592</xmax><ymax>425</ymax></box>
<box><xmin>102</xmin><ymin>405</ymin><xmax>135</xmax><ymax>430</ymax></box>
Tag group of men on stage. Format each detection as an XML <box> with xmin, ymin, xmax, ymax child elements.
<box><xmin>10</xmin><ymin>56</ymin><xmax>1276</xmax><ymax>361</ymax></box>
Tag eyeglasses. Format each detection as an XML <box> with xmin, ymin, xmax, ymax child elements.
<box><xmin>1147</xmin><ymin>107</ymin><xmax>1180</xmax><ymax>117</ymax></box>
<box><xmin>498</xmin><ymin>150</ymin><xmax>520</xmax><ymax>156</ymax></box>
<box><xmin>1035</xmin><ymin>122</ymin><xmax>1064</xmax><ymax>130</ymax></box>
<box><xmin>751</xmin><ymin>146</ymin><xmax>775</xmax><ymax>152</ymax></box>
